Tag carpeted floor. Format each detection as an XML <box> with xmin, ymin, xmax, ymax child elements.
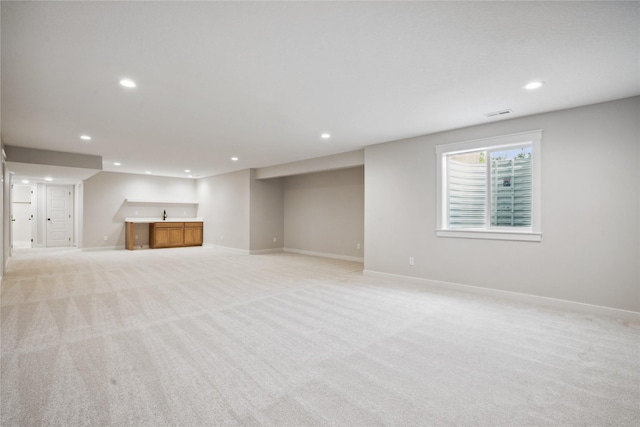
<box><xmin>1</xmin><ymin>246</ymin><xmax>639</xmax><ymax>426</ymax></box>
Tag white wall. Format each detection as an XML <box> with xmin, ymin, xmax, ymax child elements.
<box><xmin>284</xmin><ymin>166</ymin><xmax>364</xmax><ymax>260</ymax></box>
<box><xmin>197</xmin><ymin>169</ymin><xmax>250</xmax><ymax>251</ymax></box>
<box><xmin>83</xmin><ymin>172</ymin><xmax>197</xmax><ymax>249</ymax></box>
<box><xmin>196</xmin><ymin>166</ymin><xmax>364</xmax><ymax>258</ymax></box>
<box><xmin>364</xmin><ymin>96</ymin><xmax>640</xmax><ymax>312</ymax></box>
<box><xmin>249</xmin><ymin>170</ymin><xmax>284</xmax><ymax>252</ymax></box>
<box><xmin>74</xmin><ymin>182</ymin><xmax>83</xmax><ymax>247</ymax></box>
<box><xmin>1</xmin><ymin>141</ymin><xmax>7</xmax><ymax>279</ymax></box>
<box><xmin>0</xmin><ymin>13</ymin><xmax>5</xmax><ymax>277</ymax></box>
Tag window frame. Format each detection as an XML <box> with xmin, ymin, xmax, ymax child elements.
<box><xmin>435</xmin><ymin>130</ymin><xmax>542</xmax><ymax>242</ymax></box>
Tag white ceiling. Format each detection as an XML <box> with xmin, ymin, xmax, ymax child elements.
<box><xmin>2</xmin><ymin>1</ymin><xmax>639</xmax><ymax>183</ymax></box>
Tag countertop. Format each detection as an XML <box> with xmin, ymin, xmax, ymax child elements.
<box><xmin>125</xmin><ymin>217</ymin><xmax>204</xmax><ymax>223</ymax></box>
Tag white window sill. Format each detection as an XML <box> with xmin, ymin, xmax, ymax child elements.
<box><xmin>436</xmin><ymin>229</ymin><xmax>542</xmax><ymax>242</ymax></box>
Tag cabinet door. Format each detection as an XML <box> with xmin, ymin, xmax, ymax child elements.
<box><xmin>153</xmin><ymin>227</ymin><xmax>170</xmax><ymax>247</ymax></box>
<box><xmin>184</xmin><ymin>224</ymin><xmax>203</xmax><ymax>246</ymax></box>
<box><xmin>169</xmin><ymin>227</ymin><xmax>184</xmax><ymax>246</ymax></box>
<box><xmin>150</xmin><ymin>223</ymin><xmax>184</xmax><ymax>248</ymax></box>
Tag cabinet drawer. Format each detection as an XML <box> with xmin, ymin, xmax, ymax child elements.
<box><xmin>184</xmin><ymin>222</ymin><xmax>203</xmax><ymax>228</ymax></box>
<box><xmin>153</xmin><ymin>222</ymin><xmax>183</xmax><ymax>228</ymax></box>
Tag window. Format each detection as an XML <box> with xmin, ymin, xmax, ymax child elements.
<box><xmin>436</xmin><ymin>130</ymin><xmax>542</xmax><ymax>242</ymax></box>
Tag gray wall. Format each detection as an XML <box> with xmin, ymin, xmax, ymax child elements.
<box><xmin>196</xmin><ymin>167</ymin><xmax>363</xmax><ymax>257</ymax></box>
<box><xmin>284</xmin><ymin>166</ymin><xmax>364</xmax><ymax>260</ymax></box>
<box><xmin>197</xmin><ymin>169</ymin><xmax>250</xmax><ymax>250</ymax></box>
<box><xmin>83</xmin><ymin>172</ymin><xmax>197</xmax><ymax>248</ymax></box>
<box><xmin>364</xmin><ymin>96</ymin><xmax>640</xmax><ymax>312</ymax></box>
<box><xmin>1</xmin><ymin>140</ymin><xmax>7</xmax><ymax>279</ymax></box>
<box><xmin>0</xmin><ymin>13</ymin><xmax>5</xmax><ymax>277</ymax></box>
<box><xmin>249</xmin><ymin>170</ymin><xmax>284</xmax><ymax>252</ymax></box>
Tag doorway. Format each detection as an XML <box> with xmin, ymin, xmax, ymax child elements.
<box><xmin>11</xmin><ymin>184</ymin><xmax>33</xmax><ymax>249</ymax></box>
<box><xmin>11</xmin><ymin>183</ymin><xmax>75</xmax><ymax>249</ymax></box>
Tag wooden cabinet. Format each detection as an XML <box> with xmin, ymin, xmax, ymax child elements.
<box><xmin>184</xmin><ymin>222</ymin><xmax>203</xmax><ymax>246</ymax></box>
<box><xmin>149</xmin><ymin>222</ymin><xmax>203</xmax><ymax>248</ymax></box>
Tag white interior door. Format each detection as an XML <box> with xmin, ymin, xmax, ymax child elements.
<box><xmin>46</xmin><ymin>185</ymin><xmax>72</xmax><ymax>247</ymax></box>
<box><xmin>12</xmin><ymin>185</ymin><xmax>33</xmax><ymax>248</ymax></box>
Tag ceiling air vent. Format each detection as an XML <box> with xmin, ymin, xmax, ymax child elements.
<box><xmin>485</xmin><ymin>109</ymin><xmax>513</xmax><ymax>118</ymax></box>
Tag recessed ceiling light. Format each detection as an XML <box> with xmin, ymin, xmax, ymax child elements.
<box><xmin>80</xmin><ymin>135</ymin><xmax>92</xmax><ymax>141</ymax></box>
<box><xmin>185</xmin><ymin>169</ymin><xmax>191</xmax><ymax>173</ymax></box>
<box><xmin>321</xmin><ymin>133</ymin><xmax>331</xmax><ymax>139</ymax></box>
<box><xmin>119</xmin><ymin>78</ymin><xmax>136</xmax><ymax>88</ymax></box>
<box><xmin>231</xmin><ymin>157</ymin><xmax>239</xmax><ymax>162</ymax></box>
<box><xmin>114</xmin><ymin>162</ymin><xmax>121</xmax><ymax>166</ymax></box>
<box><xmin>188</xmin><ymin>175</ymin><xmax>193</xmax><ymax>178</ymax></box>
<box><xmin>21</xmin><ymin>180</ymin><xmax>29</xmax><ymax>184</ymax></box>
<box><xmin>524</xmin><ymin>81</ymin><xmax>544</xmax><ymax>90</ymax></box>
<box><xmin>44</xmin><ymin>177</ymin><xmax>53</xmax><ymax>182</ymax></box>
<box><xmin>145</xmin><ymin>171</ymin><xmax>151</xmax><ymax>174</ymax></box>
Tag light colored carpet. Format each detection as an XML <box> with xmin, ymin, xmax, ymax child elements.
<box><xmin>1</xmin><ymin>246</ymin><xmax>638</xmax><ymax>426</ymax></box>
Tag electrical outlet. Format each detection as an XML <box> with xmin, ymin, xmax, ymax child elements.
<box><xmin>409</xmin><ymin>257</ymin><xmax>415</xmax><ymax>266</ymax></box>
<box><xmin>273</xmin><ymin>237</ymin><xmax>277</xmax><ymax>243</ymax></box>
<box><xmin>220</xmin><ymin>235</ymin><xmax>224</xmax><ymax>241</ymax></box>
<box><xmin>357</xmin><ymin>243</ymin><xmax>361</xmax><ymax>250</ymax></box>
<box><xmin>135</xmin><ymin>210</ymin><xmax>138</xmax><ymax>215</ymax></box>
<box><xmin>104</xmin><ymin>236</ymin><xmax>108</xmax><ymax>241</ymax></box>
<box><xmin>135</xmin><ymin>235</ymin><xmax>138</xmax><ymax>240</ymax></box>
<box><xmin>183</xmin><ymin>211</ymin><xmax>187</xmax><ymax>215</ymax></box>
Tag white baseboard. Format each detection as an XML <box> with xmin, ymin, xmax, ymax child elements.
<box><xmin>284</xmin><ymin>248</ymin><xmax>364</xmax><ymax>263</ymax></box>
<box><xmin>82</xmin><ymin>244</ymin><xmax>251</xmax><ymax>253</ymax></box>
<box><xmin>203</xmin><ymin>244</ymin><xmax>250</xmax><ymax>254</ymax></box>
<box><xmin>82</xmin><ymin>245</ymin><xmax>125</xmax><ymax>251</ymax></box>
<box><xmin>363</xmin><ymin>270</ymin><xmax>640</xmax><ymax>322</ymax></box>
<box><xmin>250</xmin><ymin>248</ymin><xmax>284</xmax><ymax>255</ymax></box>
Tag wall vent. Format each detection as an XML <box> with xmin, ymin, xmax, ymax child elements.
<box><xmin>485</xmin><ymin>109</ymin><xmax>513</xmax><ymax>118</ymax></box>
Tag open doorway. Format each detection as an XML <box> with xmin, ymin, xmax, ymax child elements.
<box><xmin>11</xmin><ymin>184</ymin><xmax>34</xmax><ymax>249</ymax></box>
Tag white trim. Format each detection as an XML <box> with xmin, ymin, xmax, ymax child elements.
<box><xmin>436</xmin><ymin>130</ymin><xmax>542</xmax><ymax>240</ymax></box>
<box><xmin>436</xmin><ymin>229</ymin><xmax>542</xmax><ymax>242</ymax></box>
<box><xmin>83</xmin><ymin>244</ymin><xmax>250</xmax><ymax>253</ymax></box>
<box><xmin>250</xmin><ymin>248</ymin><xmax>284</xmax><ymax>255</ymax></box>
<box><xmin>284</xmin><ymin>247</ymin><xmax>364</xmax><ymax>262</ymax></box>
<box><xmin>82</xmin><ymin>245</ymin><xmax>125</xmax><ymax>251</ymax></box>
<box><xmin>204</xmin><ymin>244</ymin><xmax>250</xmax><ymax>254</ymax></box>
<box><xmin>363</xmin><ymin>270</ymin><xmax>639</xmax><ymax>322</ymax></box>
